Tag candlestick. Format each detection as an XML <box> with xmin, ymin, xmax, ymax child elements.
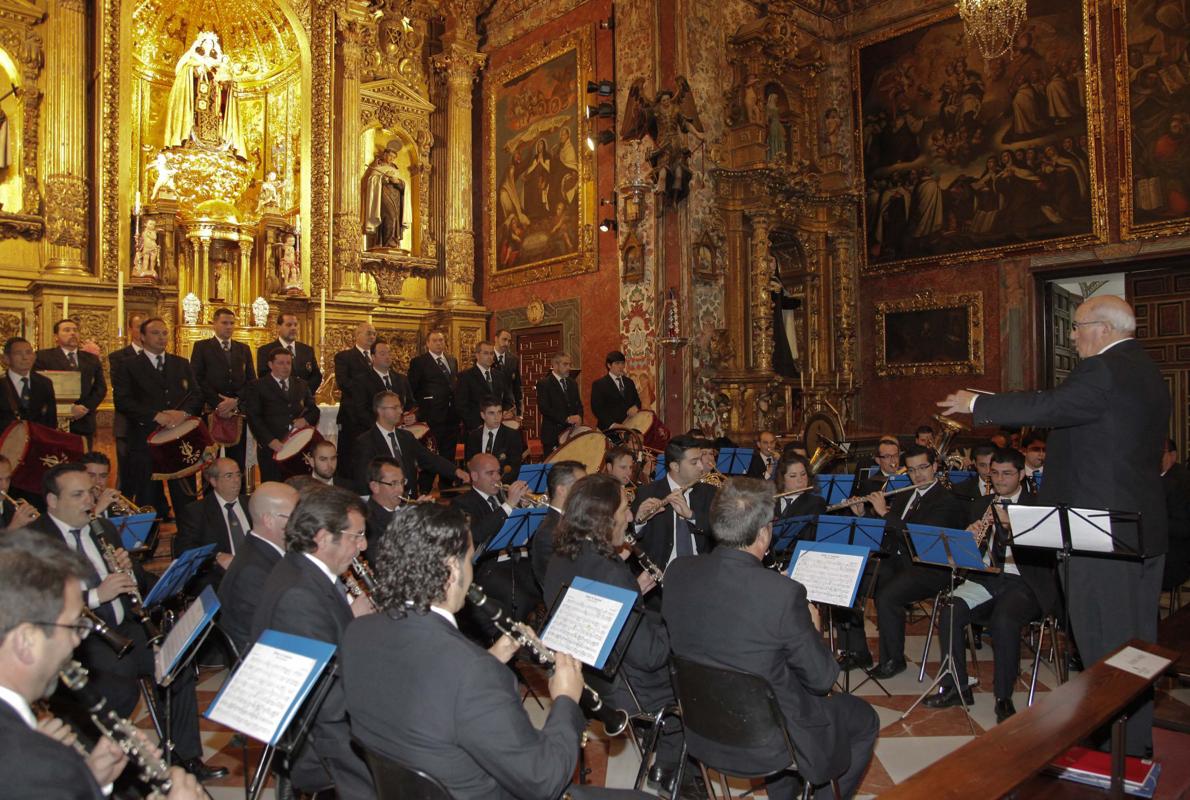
<box><xmin>319</xmin><ymin>288</ymin><xmax>326</xmax><ymax>344</ymax></box>
<box><xmin>117</xmin><ymin>271</ymin><xmax>124</xmax><ymax>338</ymax></box>
<box><xmin>134</xmin><ymin>191</ymin><xmax>141</xmax><ymax>216</ymax></box>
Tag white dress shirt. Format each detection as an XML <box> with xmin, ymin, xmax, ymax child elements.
<box><xmin>0</xmin><ymin>684</ymin><xmax>35</xmax><ymax>729</ymax></box>
<box><xmin>248</xmin><ymin>530</ymin><xmax>286</xmax><ymax>557</ymax></box>
<box><xmin>48</xmin><ymin>513</ymin><xmax>123</xmax><ymax>625</ymax></box>
<box><xmin>664</xmin><ymin>474</ymin><xmax>698</xmax><ymax>564</ymax></box>
<box><xmin>429</xmin><ymin>605</ymin><xmax>458</xmax><ymax>629</ymax></box>
<box><xmin>214</xmin><ymin>491</ymin><xmax>249</xmax><ymax>555</ymax></box>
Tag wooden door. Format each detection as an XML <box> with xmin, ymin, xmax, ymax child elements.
<box><xmin>1127</xmin><ymin>269</ymin><xmax>1188</xmax><ymax>455</ymax></box>
<box><xmin>515</xmin><ymin>326</ymin><xmax>562</xmax><ymax>442</ymax></box>
<box><xmin>1048</xmin><ymin>283</ymin><xmax>1081</xmax><ymax>387</ymax></box>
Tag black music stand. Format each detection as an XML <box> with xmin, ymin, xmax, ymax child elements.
<box><xmin>152</xmin><ymin>586</ymin><xmax>221</xmax><ymax>767</ymax></box>
<box><xmin>768</xmin><ymin>514</ymin><xmax>817</xmax><ymax>572</ymax></box>
<box><xmin>901</xmin><ymin>523</ymin><xmax>999</xmax><ymax>733</ymax></box>
<box><xmin>815</xmin><ymin>474</ymin><xmax>856</xmax><ymax>507</ymax></box>
<box><xmin>515</xmin><ymin>463</ymin><xmax>552</xmax><ymax>494</ymax></box>
<box><xmin>716</xmin><ymin>447</ymin><xmax>754</xmax><ymax>476</ymax></box>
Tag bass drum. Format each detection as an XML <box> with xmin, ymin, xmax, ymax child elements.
<box><xmin>0</xmin><ymin>421</ymin><xmax>86</xmax><ymax>493</ymax></box>
<box><xmin>545</xmin><ymin>430</ymin><xmax>610</xmax><ymax>475</ymax></box>
<box><xmin>274</xmin><ymin>427</ymin><xmax>325</xmax><ymax>479</ymax></box>
<box><xmin>623</xmin><ymin>409</ymin><xmax>671</xmax><ymax>452</ymax></box>
<box><xmin>147</xmin><ymin>416</ymin><xmax>215</xmax><ymax>480</ymax></box>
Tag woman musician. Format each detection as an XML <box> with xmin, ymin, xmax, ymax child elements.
<box><xmin>774</xmin><ymin>453</ymin><xmax>827</xmax><ymax>520</ymax></box>
<box><xmin>542</xmin><ymin>474</ymin><xmax>685</xmax><ymax>792</ymax></box>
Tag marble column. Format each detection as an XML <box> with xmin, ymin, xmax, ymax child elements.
<box><xmin>749</xmin><ymin>212</ymin><xmax>773</xmax><ymax>373</ymax></box>
<box><xmin>42</xmin><ymin>0</ymin><xmax>89</xmax><ymax>274</ymax></box>
<box><xmin>333</xmin><ymin>18</ymin><xmax>367</xmax><ymax>294</ymax></box>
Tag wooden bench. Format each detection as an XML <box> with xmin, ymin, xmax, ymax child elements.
<box><xmin>1157</xmin><ymin>602</ymin><xmax>1190</xmax><ymax>682</ymax></box>
<box><xmin>879</xmin><ymin>639</ymin><xmax>1177</xmax><ymax>800</ymax></box>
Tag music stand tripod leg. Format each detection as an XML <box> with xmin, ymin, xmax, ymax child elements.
<box><xmin>902</xmin><ymin>566</ymin><xmax>977</xmax><ymax>735</ymax></box>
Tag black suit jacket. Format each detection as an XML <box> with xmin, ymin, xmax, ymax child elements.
<box><xmin>530</xmin><ymin>508</ymin><xmax>562</xmax><ymax>586</ymax></box>
<box><xmin>343</xmin><ymin>369</ymin><xmax>413</xmax><ymax>434</ymax></box>
<box><xmin>217</xmin><ymin>533</ymin><xmax>283</xmax><ymax>655</ymax></box>
<box><xmin>0</xmin><ymin>371</ymin><xmax>57</xmax><ymax>429</ymax></box>
<box><xmin>950</xmin><ymin>475</ymin><xmax>989</xmax><ymax>501</ymax></box>
<box><xmin>174</xmin><ymin>492</ymin><xmax>249</xmax><ymax>559</ymax></box>
<box><xmin>351</xmin><ymin>426</ymin><xmax>456</xmax><ymax>496</ymax></box>
<box><xmin>452</xmin><ymin>489</ymin><xmax>510</xmax><ymax>550</ymax></box>
<box><xmin>190</xmin><ymin>337</ymin><xmax>256</xmax><ymax>411</ymax></box>
<box><xmin>663</xmin><ymin>548</ymin><xmax>847</xmax><ymax>784</ymax></box>
<box><xmin>973</xmin><ymin>338</ymin><xmax>1169</xmax><ymax>557</ymax></box>
<box><xmin>341</xmin><ymin>610</ymin><xmax>584</xmax><ymax>800</ymax></box>
<box><xmin>968</xmin><ymin>489</ymin><xmax>1060</xmax><ymax>614</ymax></box>
<box><xmin>464</xmin><ymin>425</ymin><xmax>523</xmax><ymax>478</ymax></box>
<box><xmin>111</xmin><ymin>352</ymin><xmax>203</xmax><ymax>448</ymax></box>
<box><xmin>590</xmin><ymin>373</ymin><xmax>641</xmax><ymax>431</ymax></box>
<box><xmin>408</xmin><ymin>352</ymin><xmax>459</xmax><ymax>427</ymax></box>
<box><xmin>535</xmin><ymin>374</ymin><xmax>583</xmax><ymax>452</ymax></box>
<box><xmin>257</xmin><ymin>340</ymin><xmax>322</xmax><ymax>393</ymax></box>
<box><xmin>364</xmin><ymin>497</ymin><xmax>396</xmax><ymax>558</ymax></box>
<box><xmin>108</xmin><ymin>345</ymin><xmax>140</xmax><ymax>439</ymax></box>
<box><xmin>630</xmin><ymin>476</ymin><xmax>715</xmax><ymax>567</ymax></box>
<box><xmin>455</xmin><ymin>365</ymin><xmax>515</xmax><ymax>432</ymax></box>
<box><xmin>0</xmin><ymin>701</ymin><xmax>104</xmax><ymax>799</ymax></box>
<box><xmin>333</xmin><ymin>347</ymin><xmax>374</xmax><ymax>413</ymax></box>
<box><xmin>242</xmin><ymin>375</ymin><xmax>319</xmax><ymax>448</ymax></box>
<box><xmin>493</xmin><ymin>349</ymin><xmax>523</xmax><ymax>415</ymax></box>
<box><xmin>775</xmin><ymin>492</ymin><xmax>827</xmax><ymax>521</ymax></box>
<box><xmin>747</xmin><ymin>452</ymin><xmax>780</xmax><ymax>480</ymax></box>
<box><xmin>33</xmin><ymin>348</ymin><xmax>106</xmax><ymax>436</ymax></box>
<box><xmin>1163</xmin><ymin>463</ymin><xmax>1190</xmax><ymax>588</ymax></box>
<box><xmin>872</xmin><ymin>480</ymin><xmax>969</xmax><ymax>558</ymax></box>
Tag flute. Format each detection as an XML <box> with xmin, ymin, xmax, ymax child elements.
<box><xmin>635</xmin><ymin>472</ymin><xmax>725</xmax><ymax>524</ymax></box>
<box><xmin>823</xmin><ymin>482</ymin><xmax>918</xmax><ymax>513</ymax></box>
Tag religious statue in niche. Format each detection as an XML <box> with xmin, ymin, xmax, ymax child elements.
<box><xmin>133</xmin><ymin>219</ymin><xmax>161</xmax><ymax>280</ymax></box>
<box><xmin>766</xmin><ymin>91</ymin><xmax>787</xmax><ymax>163</ymax></box>
<box><xmin>769</xmin><ymin>261</ymin><xmax>801</xmax><ymax>379</ymax></box>
<box><xmin>0</xmin><ymin>85</ymin><xmax>18</xmax><ymax>174</ymax></box>
<box><xmin>361</xmin><ymin>139</ymin><xmax>406</xmax><ymax>250</ymax></box>
<box><xmin>149</xmin><ymin>153</ymin><xmax>178</xmax><ymax>202</ymax></box>
<box><xmin>163</xmin><ymin>31</ymin><xmax>246</xmax><ymax>157</ymax></box>
<box><xmin>277</xmin><ymin>234</ymin><xmax>302</xmax><ymax>293</ymax></box>
<box><xmin>213</xmin><ymin>257</ymin><xmax>233</xmax><ymax>302</ymax></box>
<box><xmin>621</xmin><ymin>76</ymin><xmax>704</xmax><ymax>206</ymax></box>
<box><xmin>257</xmin><ymin>170</ymin><xmax>285</xmax><ymax>213</ymax></box>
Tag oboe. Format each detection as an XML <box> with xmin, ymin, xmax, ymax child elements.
<box><xmin>466</xmin><ymin>583</ymin><xmax>630</xmax><ymax>736</ymax></box>
<box><xmin>93</xmin><ymin>520</ymin><xmax>163</xmax><ymax>646</ymax></box>
<box><xmin>622</xmin><ymin>530</ymin><xmax>665</xmax><ymax>586</ymax></box>
<box><xmin>59</xmin><ymin>660</ymin><xmax>173</xmax><ymax>796</ymax></box>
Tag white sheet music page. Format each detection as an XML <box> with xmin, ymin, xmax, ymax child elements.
<box><xmin>789</xmin><ymin>550</ymin><xmax>866</xmax><ymax>607</ymax></box>
<box><xmin>1104</xmin><ymin>646</ymin><xmax>1171</xmax><ymax>680</ymax></box>
<box><xmin>540</xmin><ymin>587</ymin><xmax>623</xmax><ymax>666</ymax></box>
<box><xmin>206</xmin><ymin>644</ymin><xmax>318</xmax><ymax>743</ymax></box>
<box><xmin>154</xmin><ymin>591</ymin><xmax>211</xmax><ymax>684</ymax></box>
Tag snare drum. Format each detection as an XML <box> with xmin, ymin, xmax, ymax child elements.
<box><xmin>546</xmin><ymin>430</ymin><xmax>610</xmax><ymax>475</ymax></box>
<box><xmin>0</xmin><ymin>421</ymin><xmax>86</xmax><ymax>493</ymax></box>
<box><xmin>557</xmin><ymin>425</ymin><xmax>593</xmax><ymax>446</ymax></box>
<box><xmin>624</xmin><ymin>409</ymin><xmax>671</xmax><ymax>452</ymax></box>
<box><xmin>274</xmin><ymin>427</ymin><xmax>325</xmax><ymax>479</ymax></box>
<box><xmin>147</xmin><ymin>416</ymin><xmax>215</xmax><ymax>480</ymax></box>
<box><xmin>400</xmin><ymin>422</ymin><xmax>430</xmax><ymax>440</ymax></box>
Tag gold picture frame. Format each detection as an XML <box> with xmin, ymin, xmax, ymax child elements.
<box><xmin>485</xmin><ymin>29</ymin><xmax>596</xmax><ymax>291</ymax></box>
<box><xmin>853</xmin><ymin>0</ymin><xmax>1106</xmax><ymax>274</ymax></box>
<box><xmin>875</xmin><ymin>290</ymin><xmax>984</xmax><ymax>377</ymax></box>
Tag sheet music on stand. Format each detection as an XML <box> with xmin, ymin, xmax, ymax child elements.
<box><xmin>155</xmin><ymin>586</ymin><xmax>220</xmax><ymax>685</ymax></box>
<box><xmin>540</xmin><ymin>577</ymin><xmax>637</xmax><ymax>671</ymax></box>
<box><xmin>205</xmin><ymin>630</ymin><xmax>336</xmax><ymax>747</ymax></box>
<box><xmin>473</xmin><ymin>506</ymin><xmax>548</xmax><ymax>562</ymax></box>
<box><xmin>516</xmin><ymin>463</ymin><xmax>552</xmax><ymax>494</ymax></box>
<box><xmin>1005</xmin><ymin>505</ymin><xmax>1139</xmax><ymax>557</ymax></box>
<box><xmin>905</xmin><ymin>523</ymin><xmax>995</xmax><ymax>573</ymax></box>
<box><xmin>815</xmin><ymin>474</ymin><xmax>856</xmax><ymax>506</ymax></box>
<box><xmin>786</xmin><ymin>541</ymin><xmax>870</xmax><ymax>608</ymax></box>
<box><xmin>143</xmin><ymin>543</ymin><xmax>218</xmax><ymax>608</ymax></box>
<box><xmin>716</xmin><ymin>447</ymin><xmax>754</xmax><ymax>476</ymax></box>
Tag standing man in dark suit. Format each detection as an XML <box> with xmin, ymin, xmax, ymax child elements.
<box><xmin>343</xmin><ymin>338</ymin><xmax>412</xmax><ymax>443</ymax></box>
<box><xmin>630</xmin><ymin>435</ymin><xmax>716</xmax><ymax>570</ymax></box>
<box><xmin>590</xmin><ymin>350</ymin><xmax>641</xmax><ymax>433</ymax></box>
<box><xmin>173</xmin><ymin>457</ymin><xmax>250</xmax><ymax>591</ymax></box>
<box><xmin>408</xmin><ymin>329</ymin><xmax>461</xmax><ymax>493</ymax></box>
<box><xmin>34</xmin><ymin>318</ymin><xmax>106</xmax><ymax>449</ymax></box>
<box><xmin>536</xmin><ymin>352</ymin><xmax>584</xmax><ymax>454</ymax></box>
<box><xmin>111</xmin><ymin>318</ymin><xmax>204</xmax><ymax>515</ymax></box>
<box><xmin>463</xmin><ymin>397</ymin><xmax>523</xmax><ymax>479</ymax></box>
<box><xmin>257</xmin><ymin>312</ymin><xmax>322</xmax><ymax>394</ymax></box>
<box><xmin>190</xmin><ymin>308</ymin><xmax>256</xmax><ymax>470</ymax></box>
<box><xmin>250</xmin><ymin>486</ymin><xmax>375</xmax><ymax>798</ymax></box>
<box><xmin>940</xmin><ymin>295</ymin><xmax>1169</xmax><ymax>756</ymax></box>
<box><xmin>242</xmin><ymin>349</ymin><xmax>319</xmax><ymax>483</ymax></box>
<box><xmin>351</xmin><ymin>391</ymin><xmax>467</xmax><ymax>495</ymax></box>
<box><xmin>1162</xmin><ymin>438</ymin><xmax>1190</xmax><ymax>594</ymax></box>
<box><xmin>217</xmin><ymin>481</ymin><xmax>297</xmax><ymax>656</ymax></box>
<box><xmin>663</xmin><ymin>478</ymin><xmax>879</xmax><ymax>800</ymax></box>
<box><xmin>1</xmin><ymin>337</ymin><xmax>58</xmax><ymax>430</ymax></box>
<box><xmin>333</xmin><ymin>322</ymin><xmax>377</xmax><ymax>479</ymax></box>
<box><xmin>0</xmin><ymin>529</ymin><xmax>204</xmax><ymax>800</ymax></box>
<box><xmin>456</xmin><ymin>340</ymin><xmax>515</xmax><ymax>433</ymax></box>
<box><xmin>493</xmin><ymin>328</ymin><xmax>523</xmax><ymax>416</ymax></box>
<box><xmin>109</xmin><ymin>313</ymin><xmax>145</xmax><ymax>494</ymax></box>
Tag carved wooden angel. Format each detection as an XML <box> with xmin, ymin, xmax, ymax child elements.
<box><xmin>620</xmin><ymin>76</ymin><xmax>704</xmax><ymax>205</ymax></box>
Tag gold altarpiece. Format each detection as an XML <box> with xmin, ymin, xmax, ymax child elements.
<box><xmin>0</xmin><ymin>0</ymin><xmax>491</xmax><ymax>398</ymax></box>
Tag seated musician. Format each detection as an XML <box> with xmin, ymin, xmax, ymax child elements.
<box><xmin>217</xmin><ymin>481</ymin><xmax>298</xmax><ymax>656</ymax></box>
<box><xmin>603</xmin><ymin>446</ymin><xmax>637</xmax><ymax>487</ymax></box>
<box><xmin>0</xmin><ymin>455</ymin><xmax>40</xmax><ymax>530</ymax></box>
<box><xmin>662</xmin><ymin>477</ymin><xmax>879</xmax><ymax>800</ymax></box>
<box><xmin>630</xmin><ymin>435</ymin><xmax>716</xmax><ymax>570</ymax></box>
<box><xmin>351</xmin><ymin>390</ymin><xmax>468</xmax><ymax>496</ymax></box>
<box><xmin>774</xmin><ymin>452</ymin><xmax>826</xmax><ymax>520</ymax></box>
<box><xmin>543</xmin><ymin>474</ymin><xmax>681</xmax><ymax>792</ymax></box>
<box><xmin>927</xmin><ymin>448</ymin><xmax>1056</xmax><ymax>721</ymax></box>
<box><xmin>250</xmin><ymin>486</ymin><xmax>374</xmax><ymax>797</ymax></box>
<box><xmin>950</xmin><ymin>444</ymin><xmax>995</xmax><ymax>500</ymax></box>
<box><xmin>0</xmin><ymin>529</ymin><xmax>203</xmax><ymax>800</ymax></box>
<box><xmin>463</xmin><ymin>396</ymin><xmax>523</xmax><ymax>479</ymax></box>
<box><xmin>173</xmin><ymin>457</ymin><xmax>249</xmax><ymax>589</ymax></box>
<box><xmin>914</xmin><ymin>425</ymin><xmax>934</xmax><ymax>449</ymax></box>
<box><xmin>341</xmin><ymin>504</ymin><xmax>614</xmax><ymax>800</ymax></box>
<box><xmin>309</xmin><ymin>439</ymin><xmax>353</xmax><ymax>488</ymax></box>
<box><xmin>851</xmin><ymin>435</ymin><xmax>901</xmax><ymax>500</ymax></box>
<box><xmin>30</xmin><ymin>464</ymin><xmax>222</xmax><ymax>781</ymax></box>
<box><xmin>530</xmin><ymin>459</ymin><xmax>586</xmax><ymax>588</ymax></box>
<box><xmin>748</xmin><ymin>430</ymin><xmax>780</xmax><ymax>481</ymax></box>
<box><xmin>864</xmin><ymin>444</ymin><xmax>969</xmax><ymax>680</ymax></box>
<box><xmin>363</xmin><ymin>457</ymin><xmax>406</xmax><ymax>558</ymax></box>
<box><xmin>590</xmin><ymin>350</ymin><xmax>641</xmax><ymax>434</ymax></box>
<box><xmin>1021</xmin><ymin>433</ymin><xmax>1046</xmax><ymax>491</ymax></box>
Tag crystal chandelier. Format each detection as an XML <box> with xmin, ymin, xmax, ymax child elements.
<box><xmin>957</xmin><ymin>0</ymin><xmax>1027</xmax><ymax>60</ymax></box>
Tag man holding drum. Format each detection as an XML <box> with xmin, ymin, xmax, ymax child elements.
<box><xmin>242</xmin><ymin>348</ymin><xmax>320</xmax><ymax>483</ymax></box>
<box><xmin>590</xmin><ymin>350</ymin><xmax>641</xmax><ymax>434</ymax></box>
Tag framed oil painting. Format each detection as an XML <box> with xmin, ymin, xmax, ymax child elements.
<box><xmin>875</xmin><ymin>291</ymin><xmax>984</xmax><ymax>377</ymax></box>
<box><xmin>486</xmin><ymin>30</ymin><xmax>596</xmax><ymax>290</ymax></box>
<box><xmin>1116</xmin><ymin>0</ymin><xmax>1190</xmax><ymax>239</ymax></box>
<box><xmin>855</xmin><ymin>0</ymin><xmax>1103</xmax><ymax>272</ymax></box>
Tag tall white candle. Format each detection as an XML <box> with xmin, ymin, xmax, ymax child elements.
<box><xmin>62</xmin><ymin>295</ymin><xmax>69</xmax><ymax>319</ymax></box>
<box><xmin>319</xmin><ymin>288</ymin><xmax>326</xmax><ymax>343</ymax></box>
<box><xmin>117</xmin><ymin>271</ymin><xmax>124</xmax><ymax>337</ymax></box>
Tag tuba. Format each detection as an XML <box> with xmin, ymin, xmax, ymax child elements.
<box><xmin>807</xmin><ymin>434</ymin><xmax>848</xmax><ymax>475</ymax></box>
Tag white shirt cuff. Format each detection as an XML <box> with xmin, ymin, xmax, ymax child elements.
<box><xmin>968</xmin><ymin>394</ymin><xmax>979</xmax><ymax>414</ymax></box>
<box><xmin>500</xmin><ymin>502</ymin><xmax>515</xmax><ymax>517</ymax></box>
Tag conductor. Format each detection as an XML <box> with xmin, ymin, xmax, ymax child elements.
<box><xmin>938</xmin><ymin>295</ymin><xmax>1168</xmax><ymax>757</ymax></box>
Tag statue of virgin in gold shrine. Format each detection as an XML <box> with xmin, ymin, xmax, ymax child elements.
<box><xmin>163</xmin><ymin>31</ymin><xmax>247</xmax><ymax>158</ymax></box>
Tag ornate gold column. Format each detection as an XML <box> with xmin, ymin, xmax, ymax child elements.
<box><xmin>333</xmin><ymin>17</ymin><xmax>368</xmax><ymax>296</ymax></box>
<box><xmin>432</xmin><ymin>23</ymin><xmax>486</xmax><ymax>307</ymax></box>
<box><xmin>748</xmin><ymin>212</ymin><xmax>773</xmax><ymax>372</ymax></box>
<box><xmin>43</xmin><ymin>0</ymin><xmax>90</xmax><ymax>274</ymax></box>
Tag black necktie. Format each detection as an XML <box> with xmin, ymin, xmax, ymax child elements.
<box><xmin>67</xmin><ymin>351</ymin><xmax>78</xmax><ymax>368</ymax></box>
<box><xmin>437</xmin><ymin>357</ymin><xmax>449</xmax><ymax>376</ymax></box>
<box><xmin>18</xmin><ymin>376</ymin><xmax>29</xmax><ymax>408</ymax></box>
<box><xmin>560</xmin><ymin>377</ymin><xmax>568</xmax><ymax>394</ymax></box>
<box><xmin>382</xmin><ymin>374</ymin><xmax>392</xmax><ymax>390</ymax></box>
<box><xmin>69</xmin><ymin>528</ymin><xmax>119</xmax><ymax>626</ymax></box>
<box><xmin>280</xmin><ymin>379</ymin><xmax>288</xmax><ymax>393</ymax></box>
<box><xmin>286</xmin><ymin>344</ymin><xmax>295</xmax><ymax>359</ymax></box>
<box><xmin>903</xmin><ymin>491</ymin><xmax>922</xmax><ymax>520</ymax></box>
<box><xmin>615</xmin><ymin>376</ymin><xmax>625</xmax><ymax>395</ymax></box>
<box><xmin>483</xmin><ymin>369</ymin><xmax>492</xmax><ymax>389</ymax></box>
<box><xmin>363</xmin><ymin>349</ymin><xmax>372</xmax><ymax>366</ymax></box>
<box><xmin>675</xmin><ymin>508</ymin><xmax>694</xmax><ymax>557</ymax></box>
<box><xmin>486</xmin><ymin>430</ymin><xmax>495</xmax><ymax>454</ymax></box>
<box><xmin>156</xmin><ymin>354</ymin><xmax>165</xmax><ymax>373</ymax></box>
<box><xmin>221</xmin><ymin>340</ymin><xmax>231</xmax><ymax>356</ymax></box>
<box><xmin>224</xmin><ymin>502</ymin><xmax>245</xmax><ymax>554</ymax></box>
<box><xmin>388</xmin><ymin>431</ymin><xmax>401</xmax><ymax>459</ymax></box>
<box><xmin>488</xmin><ymin>495</ymin><xmax>500</xmax><ymax>513</ymax></box>
<box><xmin>496</xmin><ymin>354</ymin><xmax>504</xmax><ymax>368</ymax></box>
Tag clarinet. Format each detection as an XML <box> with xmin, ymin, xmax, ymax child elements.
<box><xmin>622</xmin><ymin>531</ymin><xmax>665</xmax><ymax>586</ymax></box>
<box><xmin>92</xmin><ymin>518</ymin><xmax>163</xmax><ymax>646</ymax></box>
<box><xmin>466</xmin><ymin>583</ymin><xmax>630</xmax><ymax>736</ymax></box>
<box><xmin>350</xmin><ymin>556</ymin><xmax>378</xmax><ymax>594</ymax></box>
<box><xmin>59</xmin><ymin>660</ymin><xmax>173</xmax><ymax>796</ymax></box>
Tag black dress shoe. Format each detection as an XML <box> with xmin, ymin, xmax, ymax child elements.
<box><xmin>1067</xmin><ymin>651</ymin><xmax>1084</xmax><ymax>673</ymax></box>
<box><xmin>923</xmin><ymin>685</ymin><xmax>974</xmax><ymax>709</ymax></box>
<box><xmin>994</xmin><ymin>697</ymin><xmax>1016</xmax><ymax>723</ymax></box>
<box><xmin>182</xmin><ymin>758</ymin><xmax>229</xmax><ymax>782</ymax></box>
<box><xmin>867</xmin><ymin>659</ymin><xmax>907</xmax><ymax>679</ymax></box>
<box><xmin>838</xmin><ymin>652</ymin><xmax>874</xmax><ymax>671</ymax></box>
<box><xmin>647</xmin><ymin>765</ymin><xmax>674</xmax><ymax>792</ymax></box>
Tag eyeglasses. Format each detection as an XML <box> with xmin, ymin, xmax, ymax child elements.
<box><xmin>905</xmin><ymin>463</ymin><xmax>935</xmax><ymax>474</ymax></box>
<box><xmin>1070</xmin><ymin>319</ymin><xmax>1108</xmax><ymax>331</ymax></box>
<box><xmin>339</xmin><ymin>530</ymin><xmax>367</xmax><ymax>541</ymax></box>
<box><xmin>372</xmin><ymin>478</ymin><xmax>406</xmax><ymax>487</ymax></box>
<box><xmin>37</xmin><ymin>616</ymin><xmax>95</xmax><ymax>640</ymax></box>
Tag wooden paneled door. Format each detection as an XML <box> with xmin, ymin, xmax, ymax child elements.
<box><xmin>515</xmin><ymin>325</ymin><xmax>562</xmax><ymax>443</ymax></box>
<box><xmin>1127</xmin><ymin>269</ymin><xmax>1189</xmax><ymax>455</ymax></box>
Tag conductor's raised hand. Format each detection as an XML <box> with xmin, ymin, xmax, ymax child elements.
<box><xmin>937</xmin><ymin>390</ymin><xmax>977</xmax><ymax>417</ymax></box>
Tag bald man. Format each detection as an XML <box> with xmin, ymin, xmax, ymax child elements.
<box><xmin>217</xmin><ymin>482</ymin><xmax>299</xmax><ymax>654</ymax></box>
<box><xmin>939</xmin><ymin>295</ymin><xmax>1168</xmax><ymax>757</ymax></box>
<box><xmin>334</xmin><ymin>323</ymin><xmax>378</xmax><ymax>478</ymax></box>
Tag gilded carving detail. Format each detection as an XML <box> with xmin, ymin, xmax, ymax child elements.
<box><xmin>750</xmin><ymin>213</ymin><xmax>774</xmax><ymax>373</ymax></box>
<box><xmin>98</xmin><ymin>0</ymin><xmax>121</xmax><ymax>280</ymax></box>
<box><xmin>309</xmin><ymin>0</ymin><xmax>335</xmax><ymax>292</ymax></box>
<box><xmin>44</xmin><ymin>174</ymin><xmax>89</xmax><ymax>250</ymax></box>
<box><xmin>445</xmin><ymin>229</ymin><xmax>475</xmax><ymax>286</ymax></box>
<box><xmin>0</xmin><ymin>312</ymin><xmax>22</xmax><ymax>341</ymax></box>
<box><xmin>0</xmin><ymin>19</ymin><xmax>44</xmax><ymax>222</ymax></box>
